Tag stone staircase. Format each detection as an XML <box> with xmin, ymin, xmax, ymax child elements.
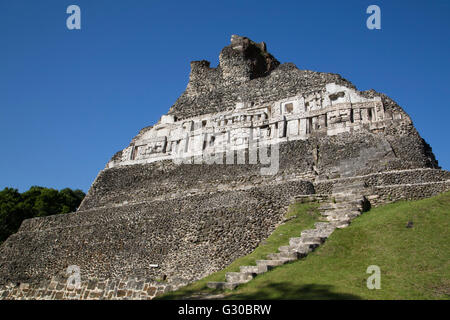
<box><xmin>207</xmin><ymin>182</ymin><xmax>369</xmax><ymax>291</ymax></box>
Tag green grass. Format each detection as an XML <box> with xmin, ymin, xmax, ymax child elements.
<box><xmin>159</xmin><ymin>201</ymin><xmax>321</xmax><ymax>299</ymax></box>
<box><xmin>161</xmin><ymin>191</ymin><xmax>450</xmax><ymax>300</ymax></box>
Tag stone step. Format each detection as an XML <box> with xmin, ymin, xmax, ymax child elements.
<box><xmin>320</xmin><ymin>204</ymin><xmax>363</xmax><ymax>211</ymax></box>
<box><xmin>314</xmin><ymin>222</ymin><xmax>336</xmax><ymax>230</ymax></box>
<box><xmin>324</xmin><ymin>215</ymin><xmax>356</xmax><ymax>223</ymax></box>
<box><xmin>225</xmin><ymin>272</ymin><xmax>255</xmax><ymax>283</ymax></box>
<box><xmin>329</xmin><ymin>220</ymin><xmax>350</xmax><ymax>228</ymax></box>
<box><xmin>319</xmin><ymin>209</ymin><xmax>362</xmax><ymax>217</ymax></box>
<box><xmin>320</xmin><ymin>209</ymin><xmax>362</xmax><ymax>216</ymax></box>
<box><xmin>289</xmin><ymin>237</ymin><xmax>322</xmax><ymax>247</ymax></box>
<box><xmin>299</xmin><ymin>228</ymin><xmax>316</xmax><ymax>234</ymax></box>
<box><xmin>255</xmin><ymin>259</ymin><xmax>287</xmax><ymax>268</ymax></box>
<box><xmin>239</xmin><ymin>265</ymin><xmax>270</xmax><ymax>274</ymax></box>
<box><xmin>332</xmin><ymin>192</ymin><xmax>365</xmax><ymax>199</ymax></box>
<box><xmin>321</xmin><ymin>213</ymin><xmax>360</xmax><ymax>222</ymax></box>
<box><xmin>266</xmin><ymin>255</ymin><xmax>297</xmax><ymax>263</ymax></box>
<box><xmin>300</xmin><ymin>229</ymin><xmax>333</xmax><ymax>239</ymax></box>
<box><xmin>332</xmin><ymin>187</ymin><xmax>366</xmax><ymax>194</ymax></box>
<box><xmin>277</xmin><ymin>245</ymin><xmax>290</xmax><ymax>253</ymax></box>
<box><xmin>299</xmin><ymin>230</ymin><xmax>332</xmax><ymax>239</ymax></box>
<box><xmin>331</xmin><ymin>198</ymin><xmax>364</xmax><ymax>205</ymax></box>
<box><xmin>332</xmin><ymin>193</ymin><xmax>363</xmax><ymax>198</ymax></box>
<box><xmin>303</xmin><ymin>225</ymin><xmax>335</xmax><ymax>232</ymax></box>
<box><xmin>319</xmin><ymin>207</ymin><xmax>362</xmax><ymax>214</ymax></box>
<box><xmin>278</xmin><ymin>244</ymin><xmax>314</xmax><ymax>255</ymax></box>
<box><xmin>207</xmin><ymin>191</ymin><xmax>370</xmax><ymax>292</ymax></box>
<box><xmin>301</xmin><ymin>236</ymin><xmax>327</xmax><ymax>244</ymax></box>
<box><xmin>320</xmin><ymin>206</ymin><xmax>359</xmax><ymax>212</ymax></box>
<box><xmin>319</xmin><ymin>201</ymin><xmax>363</xmax><ymax>210</ymax></box>
<box><xmin>332</xmin><ymin>191</ymin><xmax>365</xmax><ymax>197</ymax></box>
<box><xmin>345</xmin><ymin>212</ymin><xmax>361</xmax><ymax>219</ymax></box>
<box><xmin>266</xmin><ymin>251</ymin><xmax>304</xmax><ymax>261</ymax></box>
<box><xmin>329</xmin><ymin>210</ymin><xmax>361</xmax><ymax>218</ymax></box>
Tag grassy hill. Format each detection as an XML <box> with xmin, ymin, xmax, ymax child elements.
<box><xmin>160</xmin><ymin>191</ymin><xmax>450</xmax><ymax>300</ymax></box>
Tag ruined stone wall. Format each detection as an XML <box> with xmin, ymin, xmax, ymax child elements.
<box><xmin>314</xmin><ymin>168</ymin><xmax>450</xmax><ymax>207</ymax></box>
<box><xmin>0</xmin><ymin>276</ymin><xmax>184</xmax><ymax>300</ymax></box>
<box><xmin>314</xmin><ymin>168</ymin><xmax>450</xmax><ymax>194</ymax></box>
<box><xmin>80</xmin><ymin>142</ymin><xmax>317</xmax><ymax>211</ymax></box>
<box><xmin>82</xmin><ymin>125</ymin><xmax>434</xmax><ymax>212</ymax></box>
<box><xmin>369</xmin><ymin>181</ymin><xmax>450</xmax><ymax>206</ymax></box>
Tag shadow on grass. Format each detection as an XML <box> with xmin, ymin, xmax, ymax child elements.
<box><xmin>229</xmin><ymin>283</ymin><xmax>361</xmax><ymax>300</ymax></box>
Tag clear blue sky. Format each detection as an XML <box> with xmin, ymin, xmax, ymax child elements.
<box><xmin>1</xmin><ymin>0</ymin><xmax>449</xmax><ymax>192</ymax></box>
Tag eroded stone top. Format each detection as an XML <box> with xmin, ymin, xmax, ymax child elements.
<box><xmin>167</xmin><ymin>35</ymin><xmax>354</xmax><ymax>120</ymax></box>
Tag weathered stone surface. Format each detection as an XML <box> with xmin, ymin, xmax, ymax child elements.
<box><xmin>0</xmin><ymin>180</ymin><xmax>314</xmax><ymax>287</ymax></box>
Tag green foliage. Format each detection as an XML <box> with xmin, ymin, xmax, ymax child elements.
<box><xmin>0</xmin><ymin>186</ymin><xmax>85</xmax><ymax>243</ymax></box>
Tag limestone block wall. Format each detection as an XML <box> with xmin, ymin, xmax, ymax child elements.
<box><xmin>0</xmin><ymin>179</ymin><xmax>314</xmax><ymax>291</ymax></box>
<box><xmin>1</xmin><ymin>35</ymin><xmax>446</xmax><ymax>300</ymax></box>
<box><xmin>314</xmin><ymin>168</ymin><xmax>450</xmax><ymax>194</ymax></box>
<box><xmin>369</xmin><ymin>181</ymin><xmax>450</xmax><ymax>206</ymax></box>
<box><xmin>80</xmin><ymin>143</ymin><xmax>317</xmax><ymax>211</ymax></box>
<box><xmin>0</xmin><ymin>276</ymin><xmax>185</xmax><ymax>300</ymax></box>
<box><xmin>314</xmin><ymin>168</ymin><xmax>450</xmax><ymax>206</ymax></box>
<box><xmin>81</xmin><ymin>129</ymin><xmax>431</xmax><ymax>213</ymax></box>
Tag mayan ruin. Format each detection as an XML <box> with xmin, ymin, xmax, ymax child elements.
<box><xmin>0</xmin><ymin>35</ymin><xmax>448</xmax><ymax>300</ymax></box>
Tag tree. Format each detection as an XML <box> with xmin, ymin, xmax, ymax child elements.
<box><xmin>0</xmin><ymin>186</ymin><xmax>85</xmax><ymax>243</ymax></box>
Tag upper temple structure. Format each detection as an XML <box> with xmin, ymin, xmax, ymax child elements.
<box><xmin>106</xmin><ymin>35</ymin><xmax>434</xmax><ymax>174</ymax></box>
<box><xmin>108</xmin><ymin>81</ymin><xmax>389</xmax><ymax>169</ymax></box>
<box><xmin>0</xmin><ymin>35</ymin><xmax>448</xmax><ymax>299</ymax></box>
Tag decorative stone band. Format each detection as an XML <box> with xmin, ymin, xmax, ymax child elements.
<box><xmin>106</xmin><ymin>83</ymin><xmax>404</xmax><ymax>169</ymax></box>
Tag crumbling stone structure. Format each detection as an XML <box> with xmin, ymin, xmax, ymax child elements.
<box><xmin>1</xmin><ymin>35</ymin><xmax>449</xmax><ymax>300</ymax></box>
